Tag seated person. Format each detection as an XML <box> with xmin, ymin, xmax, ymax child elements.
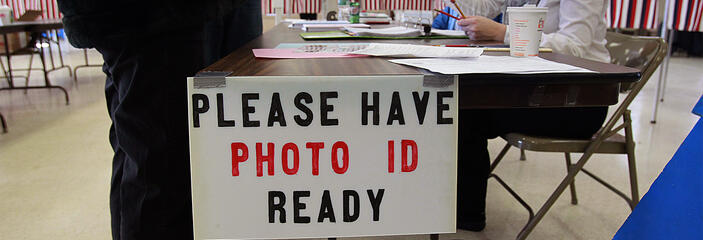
<box><xmin>432</xmin><ymin>6</ymin><xmax>504</xmax><ymax>30</ymax></box>
<box><xmin>457</xmin><ymin>0</ymin><xmax>610</xmax><ymax>62</ymax></box>
<box><xmin>451</xmin><ymin>0</ymin><xmax>611</xmax><ymax>232</ymax></box>
<box><xmin>432</xmin><ymin>6</ymin><xmax>461</xmax><ymax>30</ymax></box>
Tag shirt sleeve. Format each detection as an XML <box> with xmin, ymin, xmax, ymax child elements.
<box><xmin>449</xmin><ymin>0</ymin><xmax>504</xmax><ymax>19</ymax></box>
<box><xmin>432</xmin><ymin>12</ymin><xmax>449</xmax><ymax>29</ymax></box>
<box><xmin>539</xmin><ymin>0</ymin><xmax>604</xmax><ymax>58</ymax></box>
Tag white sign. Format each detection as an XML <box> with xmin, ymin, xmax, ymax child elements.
<box><xmin>187</xmin><ymin>75</ymin><xmax>458</xmax><ymax>239</ymax></box>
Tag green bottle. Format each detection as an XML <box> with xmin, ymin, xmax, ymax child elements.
<box><xmin>349</xmin><ymin>0</ymin><xmax>360</xmax><ymax>23</ymax></box>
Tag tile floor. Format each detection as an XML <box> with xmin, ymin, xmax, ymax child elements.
<box><xmin>0</xmin><ymin>31</ymin><xmax>701</xmax><ymax>239</ymax></box>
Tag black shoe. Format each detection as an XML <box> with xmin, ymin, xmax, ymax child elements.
<box><xmin>457</xmin><ymin>220</ymin><xmax>486</xmax><ymax>232</ymax></box>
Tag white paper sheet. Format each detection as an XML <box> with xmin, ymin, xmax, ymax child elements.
<box><xmin>389</xmin><ymin>56</ymin><xmax>594</xmax><ymax>74</ymax></box>
<box><xmin>430</xmin><ymin>29</ymin><xmax>467</xmax><ymax>36</ymax></box>
<box><xmin>351</xmin><ymin>43</ymin><xmax>484</xmax><ymax>58</ymax></box>
<box><xmin>344</xmin><ymin>26</ymin><xmax>423</xmax><ymax>37</ymax></box>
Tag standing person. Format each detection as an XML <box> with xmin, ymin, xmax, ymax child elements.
<box><xmin>58</xmin><ymin>1</ymin><xmax>245</xmax><ymax>239</ymax></box>
<box><xmin>204</xmin><ymin>0</ymin><xmax>263</xmax><ymax>65</ymax></box>
<box><xmin>450</xmin><ymin>0</ymin><xmax>611</xmax><ymax>231</ymax></box>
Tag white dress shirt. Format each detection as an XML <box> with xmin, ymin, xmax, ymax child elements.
<box><xmin>536</xmin><ymin>0</ymin><xmax>610</xmax><ymax>63</ymax></box>
<box><xmin>459</xmin><ymin>0</ymin><xmax>611</xmax><ymax>63</ymax></box>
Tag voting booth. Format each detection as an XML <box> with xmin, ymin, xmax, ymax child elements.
<box><xmin>187</xmin><ymin>75</ymin><xmax>458</xmax><ymax>239</ymax></box>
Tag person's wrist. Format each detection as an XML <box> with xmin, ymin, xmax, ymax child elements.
<box><xmin>496</xmin><ymin>24</ymin><xmax>507</xmax><ymax>42</ymax></box>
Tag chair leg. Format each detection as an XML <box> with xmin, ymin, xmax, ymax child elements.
<box><xmin>520</xmin><ymin>148</ymin><xmax>527</xmax><ymax>161</ymax></box>
<box><xmin>27</xmin><ymin>54</ymin><xmax>33</xmax><ymax>80</ymax></box>
<box><xmin>516</xmin><ymin>144</ymin><xmax>602</xmax><ymax>240</ymax></box>
<box><xmin>624</xmin><ymin>111</ymin><xmax>639</xmax><ymax>209</ymax></box>
<box><xmin>625</xmin><ymin>147</ymin><xmax>639</xmax><ymax>209</ymax></box>
<box><xmin>25</xmin><ymin>54</ymin><xmax>34</xmax><ymax>90</ymax></box>
<box><xmin>564</xmin><ymin>153</ymin><xmax>578</xmax><ymax>205</ymax></box>
<box><xmin>490</xmin><ymin>143</ymin><xmax>512</xmax><ymax>173</ymax></box>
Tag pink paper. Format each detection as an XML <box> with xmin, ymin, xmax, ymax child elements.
<box><xmin>252</xmin><ymin>48</ymin><xmax>367</xmax><ymax>59</ymax></box>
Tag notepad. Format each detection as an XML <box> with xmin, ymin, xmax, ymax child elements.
<box><xmin>389</xmin><ymin>56</ymin><xmax>594</xmax><ymax>74</ymax></box>
<box><xmin>351</xmin><ymin>43</ymin><xmax>483</xmax><ymax>58</ymax></box>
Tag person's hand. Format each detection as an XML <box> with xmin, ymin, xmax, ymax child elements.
<box><xmin>457</xmin><ymin>16</ymin><xmax>506</xmax><ymax>41</ymax></box>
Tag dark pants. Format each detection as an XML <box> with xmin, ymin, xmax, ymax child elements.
<box><xmin>203</xmin><ymin>0</ymin><xmax>263</xmax><ymax>65</ymax></box>
<box><xmin>99</xmin><ymin>29</ymin><xmax>205</xmax><ymax>239</ymax></box>
<box><xmin>457</xmin><ymin>107</ymin><xmax>607</xmax><ymax>226</ymax></box>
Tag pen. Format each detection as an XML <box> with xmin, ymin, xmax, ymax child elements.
<box><xmin>450</xmin><ymin>0</ymin><xmax>467</xmax><ymax>19</ymax></box>
<box><xmin>433</xmin><ymin>9</ymin><xmax>462</xmax><ymax>21</ymax></box>
<box><xmin>432</xmin><ymin>44</ymin><xmax>470</xmax><ymax>47</ymax></box>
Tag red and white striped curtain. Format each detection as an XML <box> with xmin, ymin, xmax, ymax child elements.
<box><xmin>292</xmin><ymin>0</ymin><xmax>321</xmax><ymax>13</ymax></box>
<box><xmin>364</xmin><ymin>0</ymin><xmax>385</xmax><ymax>10</ymax></box>
<box><xmin>261</xmin><ymin>0</ymin><xmax>442</xmax><ymax>14</ymax></box>
<box><xmin>384</xmin><ymin>0</ymin><xmax>433</xmax><ymax>10</ymax></box>
<box><xmin>433</xmin><ymin>0</ymin><xmax>447</xmax><ymax>11</ymax></box>
<box><xmin>666</xmin><ymin>0</ymin><xmax>703</xmax><ymax>31</ymax></box>
<box><xmin>606</xmin><ymin>0</ymin><xmax>660</xmax><ymax>29</ymax></box>
<box><xmin>0</xmin><ymin>0</ymin><xmax>61</xmax><ymax>19</ymax></box>
<box><xmin>363</xmin><ymin>0</ymin><xmax>440</xmax><ymax>11</ymax></box>
<box><xmin>263</xmin><ymin>0</ymin><xmax>323</xmax><ymax>14</ymax></box>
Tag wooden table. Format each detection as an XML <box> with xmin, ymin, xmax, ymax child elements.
<box><xmin>197</xmin><ymin>24</ymin><xmax>642</xmax><ymax>238</ymax></box>
<box><xmin>0</xmin><ymin>19</ymin><xmax>69</xmax><ymax>133</ymax></box>
<box><xmin>203</xmin><ymin>24</ymin><xmax>640</xmax><ymax>109</ymax></box>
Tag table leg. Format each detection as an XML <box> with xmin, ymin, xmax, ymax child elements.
<box><xmin>0</xmin><ymin>111</ymin><xmax>7</xmax><ymax>133</ymax></box>
<box><xmin>46</xmin><ymin>31</ymin><xmax>56</xmax><ymax>69</ymax></box>
<box><xmin>3</xmin><ymin>33</ymin><xmax>14</xmax><ymax>88</ymax></box>
<box><xmin>73</xmin><ymin>48</ymin><xmax>102</xmax><ymax>85</ymax></box>
<box><xmin>37</xmin><ymin>38</ymin><xmax>69</xmax><ymax>105</ymax></box>
<box><xmin>53</xmin><ymin>29</ymin><xmax>72</xmax><ymax>77</ymax></box>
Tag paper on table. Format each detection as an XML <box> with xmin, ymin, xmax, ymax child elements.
<box><xmin>303</xmin><ymin>23</ymin><xmax>370</xmax><ymax>32</ymax></box>
<box><xmin>288</xmin><ymin>20</ymin><xmax>350</xmax><ymax>28</ymax></box>
<box><xmin>351</xmin><ymin>43</ymin><xmax>484</xmax><ymax>58</ymax></box>
<box><xmin>389</xmin><ymin>56</ymin><xmax>594</xmax><ymax>74</ymax></box>
<box><xmin>431</xmin><ymin>29</ymin><xmax>466</xmax><ymax>37</ymax></box>
<box><xmin>252</xmin><ymin>48</ymin><xmax>367</xmax><ymax>59</ymax></box>
<box><xmin>345</xmin><ymin>26</ymin><xmax>422</xmax><ymax>37</ymax></box>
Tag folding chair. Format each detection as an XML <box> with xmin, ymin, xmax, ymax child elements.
<box><xmin>0</xmin><ymin>31</ymin><xmax>49</xmax><ymax>90</ymax></box>
<box><xmin>488</xmin><ymin>33</ymin><xmax>667</xmax><ymax>240</ymax></box>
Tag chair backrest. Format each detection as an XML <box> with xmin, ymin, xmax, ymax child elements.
<box><xmin>605</xmin><ymin>32</ymin><xmax>665</xmax><ymax>91</ymax></box>
<box><xmin>599</xmin><ymin>32</ymin><xmax>667</xmax><ymax>135</ymax></box>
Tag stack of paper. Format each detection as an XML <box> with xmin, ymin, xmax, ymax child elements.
<box><xmin>359</xmin><ymin>12</ymin><xmax>392</xmax><ymax>24</ymax></box>
<box><xmin>302</xmin><ymin>23</ymin><xmax>370</xmax><ymax>32</ymax></box>
<box><xmin>389</xmin><ymin>56</ymin><xmax>593</xmax><ymax>74</ymax></box>
<box><xmin>288</xmin><ymin>20</ymin><xmax>350</xmax><ymax>28</ymax></box>
<box><xmin>351</xmin><ymin>43</ymin><xmax>483</xmax><ymax>58</ymax></box>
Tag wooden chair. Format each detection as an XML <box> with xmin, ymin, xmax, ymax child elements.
<box><xmin>488</xmin><ymin>33</ymin><xmax>667</xmax><ymax>240</ymax></box>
